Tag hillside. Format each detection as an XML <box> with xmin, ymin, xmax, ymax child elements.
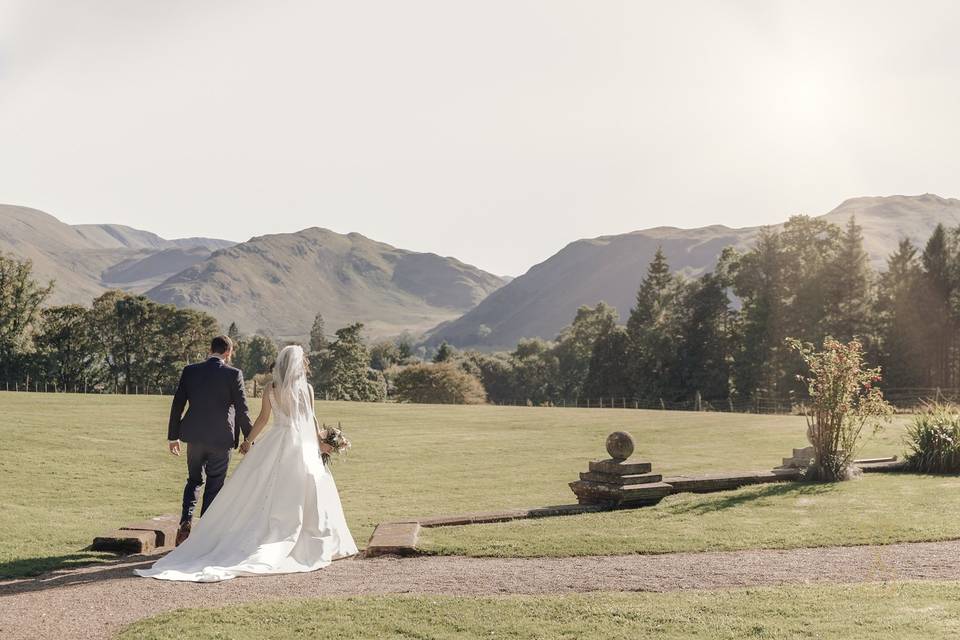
<box><xmin>147</xmin><ymin>227</ymin><xmax>508</xmax><ymax>341</ymax></box>
<box><xmin>0</xmin><ymin>205</ymin><xmax>233</xmax><ymax>303</ymax></box>
<box><xmin>425</xmin><ymin>194</ymin><xmax>960</xmax><ymax>349</ymax></box>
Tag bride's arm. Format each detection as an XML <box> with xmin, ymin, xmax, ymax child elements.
<box><xmin>246</xmin><ymin>384</ymin><xmax>273</xmax><ymax>444</ymax></box>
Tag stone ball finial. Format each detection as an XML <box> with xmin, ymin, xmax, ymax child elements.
<box><xmin>605</xmin><ymin>431</ymin><xmax>634</xmax><ymax>460</ymax></box>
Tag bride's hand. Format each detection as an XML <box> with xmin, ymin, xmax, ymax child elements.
<box><xmin>319</xmin><ymin>442</ymin><xmax>334</xmax><ymax>455</ymax></box>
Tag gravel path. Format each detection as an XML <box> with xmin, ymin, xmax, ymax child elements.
<box><xmin>4</xmin><ymin>540</ymin><xmax>960</xmax><ymax>640</ymax></box>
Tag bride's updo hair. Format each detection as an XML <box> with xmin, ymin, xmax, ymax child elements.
<box><xmin>272</xmin><ymin>345</ymin><xmax>311</xmax><ymax>416</ymax></box>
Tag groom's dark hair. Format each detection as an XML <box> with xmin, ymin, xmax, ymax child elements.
<box><xmin>211</xmin><ymin>335</ymin><xmax>233</xmax><ymax>354</ymax></box>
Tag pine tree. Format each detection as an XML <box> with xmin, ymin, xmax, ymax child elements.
<box><xmin>731</xmin><ymin>228</ymin><xmax>786</xmax><ymax>400</ymax></box>
<box><xmin>919</xmin><ymin>224</ymin><xmax>957</xmax><ymax>387</ymax></box>
<box><xmin>626</xmin><ymin>247</ymin><xmax>683</xmax><ymax>399</ymax></box>
<box><xmin>583</xmin><ymin>326</ymin><xmax>632</xmax><ymax>399</ymax></box>
<box><xmin>875</xmin><ymin>239</ymin><xmax>925</xmax><ymax>387</ymax></box>
<box><xmin>309</xmin><ymin>313</ymin><xmax>327</xmax><ymax>353</ymax></box>
<box><xmin>825</xmin><ymin>216</ymin><xmax>873</xmax><ymax>342</ymax></box>
<box><xmin>676</xmin><ymin>272</ymin><xmax>734</xmax><ymax>402</ymax></box>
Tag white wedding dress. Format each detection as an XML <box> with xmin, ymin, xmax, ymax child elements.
<box><xmin>136</xmin><ymin>348</ymin><xmax>358</xmax><ymax>582</ymax></box>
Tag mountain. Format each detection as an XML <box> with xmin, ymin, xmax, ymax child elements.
<box><xmin>0</xmin><ymin>204</ymin><xmax>234</xmax><ymax>303</ymax></box>
<box><xmin>147</xmin><ymin>227</ymin><xmax>508</xmax><ymax>341</ymax></box>
<box><xmin>425</xmin><ymin>194</ymin><xmax>960</xmax><ymax>349</ymax></box>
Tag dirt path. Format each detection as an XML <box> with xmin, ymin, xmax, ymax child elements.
<box><xmin>4</xmin><ymin>540</ymin><xmax>960</xmax><ymax>640</ymax></box>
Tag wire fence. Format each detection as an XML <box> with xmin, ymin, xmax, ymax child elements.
<box><xmin>492</xmin><ymin>388</ymin><xmax>960</xmax><ymax>415</ymax></box>
<box><xmin>0</xmin><ymin>379</ymin><xmax>268</xmax><ymax>397</ymax></box>
<box><xmin>491</xmin><ymin>395</ymin><xmax>795</xmax><ymax>414</ymax></box>
<box><xmin>2</xmin><ymin>379</ymin><xmax>958</xmax><ymax>415</ymax></box>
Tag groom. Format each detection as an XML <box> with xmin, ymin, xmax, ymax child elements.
<box><xmin>167</xmin><ymin>335</ymin><xmax>253</xmax><ymax>545</ymax></box>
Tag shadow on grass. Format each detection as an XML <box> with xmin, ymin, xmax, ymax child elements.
<box><xmin>0</xmin><ymin>551</ymin><xmax>164</xmax><ymax>596</ymax></box>
<box><xmin>663</xmin><ymin>482</ymin><xmax>839</xmax><ymax>516</ymax></box>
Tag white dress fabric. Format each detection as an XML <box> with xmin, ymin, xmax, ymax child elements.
<box><xmin>136</xmin><ymin>370</ymin><xmax>358</xmax><ymax>582</ymax></box>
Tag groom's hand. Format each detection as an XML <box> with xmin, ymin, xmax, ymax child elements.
<box><xmin>169</xmin><ymin>440</ymin><xmax>181</xmax><ymax>456</ymax></box>
<box><xmin>239</xmin><ymin>441</ymin><xmax>251</xmax><ymax>455</ymax></box>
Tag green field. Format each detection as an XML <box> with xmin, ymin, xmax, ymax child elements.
<box><xmin>117</xmin><ymin>583</ymin><xmax>960</xmax><ymax>640</ymax></box>
<box><xmin>0</xmin><ymin>391</ymin><xmax>955</xmax><ymax>579</ymax></box>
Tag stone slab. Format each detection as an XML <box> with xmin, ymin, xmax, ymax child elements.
<box><xmin>579</xmin><ymin>471</ymin><xmax>663</xmax><ymax>485</ymax></box>
<box><xmin>365</xmin><ymin>522</ymin><xmax>420</xmax><ymax>557</ymax></box>
<box><xmin>858</xmin><ymin>460</ymin><xmax>908</xmax><ymax>473</ymax></box>
<box><xmin>569</xmin><ymin>480</ymin><xmax>673</xmax><ymax>506</ymax></box>
<box><xmin>91</xmin><ymin>529</ymin><xmax>156</xmax><ymax>554</ymax></box>
<box><xmin>416</xmin><ymin>504</ymin><xmax>608</xmax><ymax>528</ymax></box>
<box><xmin>663</xmin><ymin>470</ymin><xmax>798</xmax><ymax>494</ymax></box>
<box><xmin>854</xmin><ymin>456</ymin><xmax>898</xmax><ymax>465</ymax></box>
<box><xmin>120</xmin><ymin>514</ymin><xmax>179</xmax><ymax>548</ymax></box>
<box><xmin>588</xmin><ymin>458</ymin><xmax>652</xmax><ymax>475</ymax></box>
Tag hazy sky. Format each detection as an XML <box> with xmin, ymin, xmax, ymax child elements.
<box><xmin>1</xmin><ymin>1</ymin><xmax>959</xmax><ymax>276</ymax></box>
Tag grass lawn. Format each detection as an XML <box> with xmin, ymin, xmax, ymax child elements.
<box><xmin>117</xmin><ymin>583</ymin><xmax>960</xmax><ymax>639</ymax></box>
<box><xmin>0</xmin><ymin>391</ymin><xmax>952</xmax><ymax>578</ymax></box>
<box><xmin>421</xmin><ymin>474</ymin><xmax>960</xmax><ymax>556</ymax></box>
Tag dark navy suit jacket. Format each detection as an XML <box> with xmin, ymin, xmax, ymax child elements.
<box><xmin>167</xmin><ymin>356</ymin><xmax>253</xmax><ymax>450</ymax></box>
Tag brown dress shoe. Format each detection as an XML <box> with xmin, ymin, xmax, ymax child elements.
<box><xmin>175</xmin><ymin>521</ymin><xmax>191</xmax><ymax>546</ymax></box>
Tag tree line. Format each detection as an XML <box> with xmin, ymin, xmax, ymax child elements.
<box><xmin>2</xmin><ymin>213</ymin><xmax>959</xmax><ymax>407</ymax></box>
<box><xmin>427</xmin><ymin>215</ymin><xmax>960</xmax><ymax>407</ymax></box>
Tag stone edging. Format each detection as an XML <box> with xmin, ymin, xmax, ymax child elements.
<box><xmin>364</xmin><ymin>459</ymin><xmax>909</xmax><ymax>557</ymax></box>
<box><xmin>88</xmin><ymin>459</ymin><xmax>908</xmax><ymax>557</ymax></box>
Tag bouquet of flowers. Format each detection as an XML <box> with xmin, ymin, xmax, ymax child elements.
<box><xmin>318</xmin><ymin>422</ymin><xmax>352</xmax><ymax>465</ymax></box>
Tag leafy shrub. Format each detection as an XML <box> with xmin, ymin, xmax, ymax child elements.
<box><xmin>789</xmin><ymin>337</ymin><xmax>893</xmax><ymax>481</ymax></box>
<box><xmin>905</xmin><ymin>403</ymin><xmax>960</xmax><ymax>473</ymax></box>
<box><xmin>393</xmin><ymin>363</ymin><xmax>487</xmax><ymax>405</ymax></box>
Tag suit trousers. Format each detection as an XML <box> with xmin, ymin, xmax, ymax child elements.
<box><xmin>181</xmin><ymin>442</ymin><xmax>232</xmax><ymax>525</ymax></box>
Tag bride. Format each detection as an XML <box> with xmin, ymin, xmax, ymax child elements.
<box><xmin>136</xmin><ymin>345</ymin><xmax>358</xmax><ymax>582</ymax></box>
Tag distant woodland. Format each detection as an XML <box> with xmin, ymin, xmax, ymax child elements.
<box><xmin>1</xmin><ymin>214</ymin><xmax>957</xmax><ymax>407</ymax></box>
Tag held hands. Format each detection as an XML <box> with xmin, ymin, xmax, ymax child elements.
<box><xmin>240</xmin><ymin>440</ymin><xmax>252</xmax><ymax>455</ymax></box>
<box><xmin>169</xmin><ymin>440</ymin><xmax>181</xmax><ymax>456</ymax></box>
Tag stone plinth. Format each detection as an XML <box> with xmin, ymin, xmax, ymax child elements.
<box><xmin>570</xmin><ymin>432</ymin><xmax>669</xmax><ymax>508</ymax></box>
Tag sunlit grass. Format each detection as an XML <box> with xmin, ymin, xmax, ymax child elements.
<box><xmin>0</xmin><ymin>391</ymin><xmax>926</xmax><ymax>578</ymax></box>
<box><xmin>118</xmin><ymin>583</ymin><xmax>960</xmax><ymax>640</ymax></box>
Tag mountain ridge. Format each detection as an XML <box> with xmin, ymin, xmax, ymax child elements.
<box><xmin>0</xmin><ymin>204</ymin><xmax>235</xmax><ymax>303</ymax></box>
<box><xmin>424</xmin><ymin>194</ymin><xmax>960</xmax><ymax>349</ymax></box>
<box><xmin>146</xmin><ymin>226</ymin><xmax>508</xmax><ymax>341</ymax></box>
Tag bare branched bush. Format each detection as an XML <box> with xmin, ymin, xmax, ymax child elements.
<box><xmin>789</xmin><ymin>337</ymin><xmax>893</xmax><ymax>481</ymax></box>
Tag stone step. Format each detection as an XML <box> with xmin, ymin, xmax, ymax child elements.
<box><xmin>414</xmin><ymin>504</ymin><xmax>608</xmax><ymax>528</ymax></box>
<box><xmin>588</xmin><ymin>458</ymin><xmax>652</xmax><ymax>475</ymax></box>
<box><xmin>618</xmin><ymin>481</ymin><xmax>674</xmax><ymax>500</ymax></box>
<box><xmin>121</xmin><ymin>514</ymin><xmax>179</xmax><ymax>548</ymax></box>
<box><xmin>92</xmin><ymin>529</ymin><xmax>156</xmax><ymax>554</ymax></box>
<box><xmin>364</xmin><ymin>522</ymin><xmax>420</xmax><ymax>557</ymax></box>
<box><xmin>579</xmin><ymin>471</ymin><xmax>663</xmax><ymax>485</ymax></box>
<box><xmin>663</xmin><ymin>470</ymin><xmax>799</xmax><ymax>494</ymax></box>
<box><xmin>858</xmin><ymin>459</ymin><xmax>908</xmax><ymax>473</ymax></box>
